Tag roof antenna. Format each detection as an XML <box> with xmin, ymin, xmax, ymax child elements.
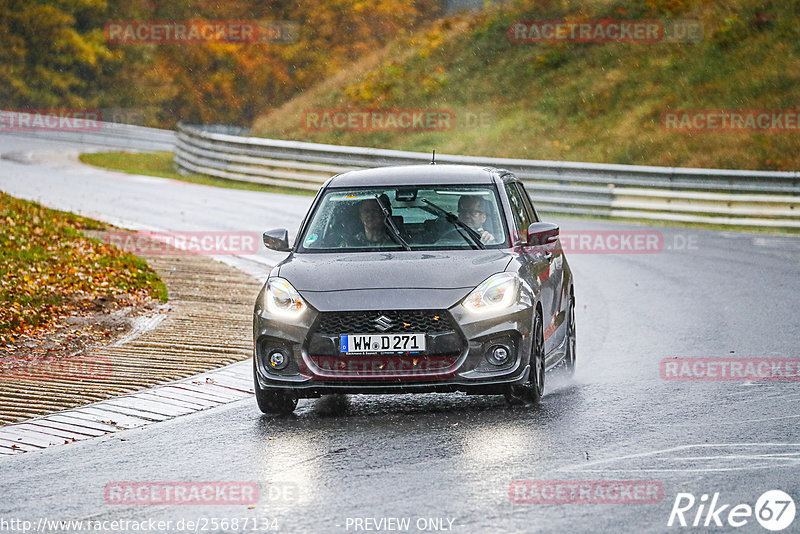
<box><xmin>430</xmin><ymin>150</ymin><xmax>436</xmax><ymax>165</ymax></box>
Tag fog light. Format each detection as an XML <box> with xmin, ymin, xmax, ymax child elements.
<box><xmin>487</xmin><ymin>345</ymin><xmax>510</xmax><ymax>366</ymax></box>
<box><xmin>268</xmin><ymin>350</ymin><xmax>289</xmax><ymax>370</ymax></box>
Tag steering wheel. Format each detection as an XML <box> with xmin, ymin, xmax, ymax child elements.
<box><xmin>435</xmin><ymin>227</ymin><xmax>471</xmax><ymax>245</ymax></box>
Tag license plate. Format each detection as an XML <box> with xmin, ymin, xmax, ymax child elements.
<box><xmin>340</xmin><ymin>333</ymin><xmax>426</xmax><ymax>354</ymax></box>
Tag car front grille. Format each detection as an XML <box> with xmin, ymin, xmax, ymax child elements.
<box><xmin>315</xmin><ymin>310</ymin><xmax>454</xmax><ymax>335</ymax></box>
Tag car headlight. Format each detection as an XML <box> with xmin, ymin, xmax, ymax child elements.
<box><xmin>463</xmin><ymin>272</ymin><xmax>518</xmax><ymax>313</ymax></box>
<box><xmin>264</xmin><ymin>277</ymin><xmax>306</xmax><ymax>317</ymax></box>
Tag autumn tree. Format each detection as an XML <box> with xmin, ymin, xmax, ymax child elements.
<box><xmin>1</xmin><ymin>0</ymin><xmax>442</xmax><ymax>125</ymax></box>
<box><xmin>1</xmin><ymin>0</ymin><xmax>118</xmax><ymax>108</ymax></box>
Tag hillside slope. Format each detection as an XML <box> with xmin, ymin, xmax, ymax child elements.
<box><xmin>252</xmin><ymin>0</ymin><xmax>800</xmax><ymax>171</ymax></box>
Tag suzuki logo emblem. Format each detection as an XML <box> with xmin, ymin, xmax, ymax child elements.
<box><xmin>373</xmin><ymin>315</ymin><xmax>393</xmax><ymax>332</ymax></box>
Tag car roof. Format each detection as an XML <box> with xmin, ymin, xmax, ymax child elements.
<box><xmin>327</xmin><ymin>164</ymin><xmax>510</xmax><ymax>187</ymax></box>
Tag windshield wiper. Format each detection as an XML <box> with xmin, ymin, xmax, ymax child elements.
<box><xmin>375</xmin><ymin>194</ymin><xmax>411</xmax><ymax>251</ymax></box>
<box><xmin>420</xmin><ymin>199</ymin><xmax>485</xmax><ymax>250</ymax></box>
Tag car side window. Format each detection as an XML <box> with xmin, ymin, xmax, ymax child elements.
<box><xmin>504</xmin><ymin>182</ymin><xmax>533</xmax><ymax>242</ymax></box>
<box><xmin>515</xmin><ymin>182</ymin><xmax>540</xmax><ymax>223</ymax></box>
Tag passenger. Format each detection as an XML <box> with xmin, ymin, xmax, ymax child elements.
<box><xmin>349</xmin><ymin>196</ymin><xmax>393</xmax><ymax>246</ymax></box>
<box><xmin>458</xmin><ymin>195</ymin><xmax>496</xmax><ymax>244</ymax></box>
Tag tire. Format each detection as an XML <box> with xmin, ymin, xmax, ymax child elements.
<box><xmin>253</xmin><ymin>360</ymin><xmax>298</xmax><ymax>415</ymax></box>
<box><xmin>505</xmin><ymin>310</ymin><xmax>545</xmax><ymax>405</ymax></box>
<box><xmin>564</xmin><ymin>294</ymin><xmax>577</xmax><ymax>376</ymax></box>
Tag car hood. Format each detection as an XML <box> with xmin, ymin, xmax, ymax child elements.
<box><xmin>278</xmin><ymin>249</ymin><xmax>511</xmax><ymax>291</ymax></box>
<box><xmin>277</xmin><ymin>250</ymin><xmax>513</xmax><ymax>312</ymax></box>
<box><xmin>279</xmin><ymin>250</ymin><xmax>513</xmax><ymax>291</ymax></box>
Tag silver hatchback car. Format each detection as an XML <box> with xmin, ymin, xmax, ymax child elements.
<box><xmin>254</xmin><ymin>165</ymin><xmax>575</xmax><ymax>414</ymax></box>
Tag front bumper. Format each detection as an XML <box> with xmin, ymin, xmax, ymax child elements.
<box><xmin>254</xmin><ymin>291</ymin><xmax>535</xmax><ymax>398</ymax></box>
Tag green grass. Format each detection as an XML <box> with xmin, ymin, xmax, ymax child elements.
<box><xmin>252</xmin><ymin>0</ymin><xmax>800</xmax><ymax>172</ymax></box>
<box><xmin>79</xmin><ymin>151</ymin><xmax>316</xmax><ymax>196</ymax></box>
<box><xmin>0</xmin><ymin>192</ymin><xmax>167</xmax><ymax>344</ymax></box>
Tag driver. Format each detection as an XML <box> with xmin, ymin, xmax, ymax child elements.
<box><xmin>458</xmin><ymin>195</ymin><xmax>496</xmax><ymax>244</ymax></box>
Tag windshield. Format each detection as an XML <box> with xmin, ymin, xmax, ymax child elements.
<box><xmin>299</xmin><ymin>185</ymin><xmax>508</xmax><ymax>252</ymax></box>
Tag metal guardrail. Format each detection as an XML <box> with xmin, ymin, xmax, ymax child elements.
<box><xmin>3</xmin><ymin>112</ymin><xmax>796</xmax><ymax>228</ymax></box>
<box><xmin>175</xmin><ymin>123</ymin><xmax>800</xmax><ymax>228</ymax></box>
<box><xmin>0</xmin><ymin>111</ymin><xmax>175</xmax><ymax>152</ymax></box>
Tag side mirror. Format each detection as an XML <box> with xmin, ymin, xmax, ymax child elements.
<box><xmin>263</xmin><ymin>228</ymin><xmax>291</xmax><ymax>252</ymax></box>
<box><xmin>527</xmin><ymin>222</ymin><xmax>559</xmax><ymax>247</ymax></box>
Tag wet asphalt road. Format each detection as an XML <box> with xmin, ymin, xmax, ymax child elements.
<box><xmin>1</xmin><ymin>134</ymin><xmax>800</xmax><ymax>533</ymax></box>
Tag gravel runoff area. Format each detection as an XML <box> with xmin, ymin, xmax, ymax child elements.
<box><xmin>0</xmin><ymin>240</ymin><xmax>262</xmax><ymax>425</ymax></box>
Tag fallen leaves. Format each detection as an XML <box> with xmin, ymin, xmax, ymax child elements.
<box><xmin>1</xmin><ymin>192</ymin><xmax>165</xmax><ymax>350</ymax></box>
